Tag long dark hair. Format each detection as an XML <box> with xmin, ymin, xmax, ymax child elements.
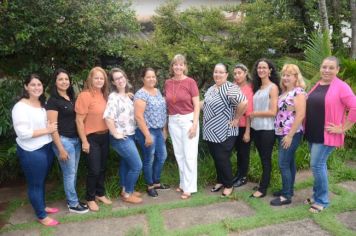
<box><xmin>251</xmin><ymin>58</ymin><xmax>280</xmax><ymax>93</ymax></box>
<box><xmin>20</xmin><ymin>74</ymin><xmax>46</xmax><ymax>107</ymax></box>
<box><xmin>50</xmin><ymin>68</ymin><xmax>75</xmax><ymax>100</ymax></box>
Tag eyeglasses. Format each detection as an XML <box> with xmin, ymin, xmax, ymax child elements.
<box><xmin>113</xmin><ymin>76</ymin><xmax>125</xmax><ymax>81</ymax></box>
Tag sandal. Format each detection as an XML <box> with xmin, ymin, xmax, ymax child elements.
<box><xmin>309</xmin><ymin>204</ymin><xmax>324</xmax><ymax>214</ymax></box>
<box><xmin>304</xmin><ymin>198</ymin><xmax>315</xmax><ymax>205</ymax></box>
<box><xmin>176</xmin><ymin>187</ymin><xmax>183</xmax><ymax>193</ymax></box>
<box><xmin>181</xmin><ymin>193</ymin><xmax>191</xmax><ymax>200</ymax></box>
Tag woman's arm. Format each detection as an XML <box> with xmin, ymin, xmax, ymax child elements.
<box><xmin>243</xmin><ymin>116</ymin><xmax>251</xmax><ymax>143</ymax></box>
<box><xmin>47</xmin><ymin>110</ymin><xmax>68</xmax><ymax>160</ymax></box>
<box><xmin>250</xmin><ymin>85</ymin><xmax>279</xmax><ymax>118</ymax></box>
<box><xmin>134</xmin><ymin>99</ymin><xmax>153</xmax><ymax>146</ymax></box>
<box><xmin>188</xmin><ymin>96</ymin><xmax>200</xmax><ymax>138</ymax></box>
<box><xmin>282</xmin><ymin>93</ymin><xmax>306</xmax><ymax>149</ymax></box>
<box><xmin>76</xmin><ymin>113</ymin><xmax>89</xmax><ymax>153</ymax></box>
<box><xmin>232</xmin><ymin>100</ymin><xmax>248</xmax><ymax>127</ymax></box>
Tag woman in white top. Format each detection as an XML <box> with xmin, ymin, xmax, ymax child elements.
<box><xmin>12</xmin><ymin>74</ymin><xmax>59</xmax><ymax>226</ymax></box>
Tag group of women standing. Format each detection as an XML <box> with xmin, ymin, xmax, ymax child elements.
<box><xmin>11</xmin><ymin>55</ymin><xmax>356</xmax><ymax>226</ymax></box>
<box><xmin>205</xmin><ymin>57</ymin><xmax>356</xmax><ymax>215</ymax></box>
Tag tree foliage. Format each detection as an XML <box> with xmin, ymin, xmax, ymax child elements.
<box><xmin>0</xmin><ymin>0</ymin><xmax>139</xmax><ymax>84</ymax></box>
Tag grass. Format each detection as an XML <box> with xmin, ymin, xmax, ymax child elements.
<box><xmin>0</xmin><ymin>140</ymin><xmax>355</xmax><ymax>235</ymax></box>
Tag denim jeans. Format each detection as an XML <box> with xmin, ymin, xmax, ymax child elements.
<box><xmin>52</xmin><ymin>136</ymin><xmax>81</xmax><ymax>207</ymax></box>
<box><xmin>110</xmin><ymin>135</ymin><xmax>142</xmax><ymax>193</ymax></box>
<box><xmin>17</xmin><ymin>143</ymin><xmax>54</xmax><ymax>219</ymax></box>
<box><xmin>277</xmin><ymin>132</ymin><xmax>302</xmax><ymax>199</ymax></box>
<box><xmin>135</xmin><ymin>128</ymin><xmax>167</xmax><ymax>186</ymax></box>
<box><xmin>309</xmin><ymin>143</ymin><xmax>335</xmax><ymax>208</ymax></box>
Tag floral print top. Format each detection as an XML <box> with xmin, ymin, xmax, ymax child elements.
<box><xmin>134</xmin><ymin>88</ymin><xmax>167</xmax><ymax>129</ymax></box>
<box><xmin>275</xmin><ymin>87</ymin><xmax>306</xmax><ymax>136</ymax></box>
<box><xmin>103</xmin><ymin>92</ymin><xmax>136</xmax><ymax>135</ymax></box>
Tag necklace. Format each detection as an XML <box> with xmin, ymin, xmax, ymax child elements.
<box><xmin>172</xmin><ymin>79</ymin><xmax>182</xmax><ymax>104</ymax></box>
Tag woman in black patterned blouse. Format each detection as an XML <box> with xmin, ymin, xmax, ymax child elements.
<box><xmin>202</xmin><ymin>63</ymin><xmax>247</xmax><ymax>197</ymax></box>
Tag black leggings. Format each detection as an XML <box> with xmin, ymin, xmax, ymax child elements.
<box><xmin>235</xmin><ymin>127</ymin><xmax>251</xmax><ymax>178</ymax></box>
<box><xmin>252</xmin><ymin>129</ymin><xmax>276</xmax><ymax>194</ymax></box>
<box><xmin>207</xmin><ymin>136</ymin><xmax>237</xmax><ymax>188</ymax></box>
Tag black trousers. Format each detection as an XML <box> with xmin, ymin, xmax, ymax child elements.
<box><xmin>207</xmin><ymin>136</ymin><xmax>237</xmax><ymax>188</ymax></box>
<box><xmin>86</xmin><ymin>132</ymin><xmax>109</xmax><ymax>201</ymax></box>
<box><xmin>235</xmin><ymin>127</ymin><xmax>251</xmax><ymax>178</ymax></box>
<box><xmin>251</xmin><ymin>129</ymin><xmax>275</xmax><ymax>194</ymax></box>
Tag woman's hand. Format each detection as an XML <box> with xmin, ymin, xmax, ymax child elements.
<box><xmin>144</xmin><ymin>135</ymin><xmax>153</xmax><ymax>147</ymax></box>
<box><xmin>113</xmin><ymin>132</ymin><xmax>127</xmax><ymax>140</ymax></box>
<box><xmin>325</xmin><ymin>123</ymin><xmax>344</xmax><ymax>134</ymax></box>
<box><xmin>188</xmin><ymin>124</ymin><xmax>197</xmax><ymax>139</ymax></box>
<box><xmin>58</xmin><ymin>148</ymin><xmax>69</xmax><ymax>161</ymax></box>
<box><xmin>230</xmin><ymin>118</ymin><xmax>239</xmax><ymax>128</ymax></box>
<box><xmin>243</xmin><ymin>131</ymin><xmax>250</xmax><ymax>143</ymax></box>
<box><xmin>82</xmin><ymin>141</ymin><xmax>90</xmax><ymax>154</ymax></box>
<box><xmin>282</xmin><ymin>135</ymin><xmax>292</xmax><ymax>149</ymax></box>
<box><xmin>47</xmin><ymin>121</ymin><xmax>58</xmax><ymax>134</ymax></box>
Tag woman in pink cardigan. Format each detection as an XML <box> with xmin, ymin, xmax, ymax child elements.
<box><xmin>304</xmin><ymin>56</ymin><xmax>356</xmax><ymax>213</ymax></box>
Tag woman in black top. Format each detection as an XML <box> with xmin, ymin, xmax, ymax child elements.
<box><xmin>46</xmin><ymin>69</ymin><xmax>89</xmax><ymax>214</ymax></box>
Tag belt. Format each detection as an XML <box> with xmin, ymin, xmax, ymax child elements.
<box><xmin>92</xmin><ymin>130</ymin><xmax>108</xmax><ymax>135</ymax></box>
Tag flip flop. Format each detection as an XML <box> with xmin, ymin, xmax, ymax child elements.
<box><xmin>309</xmin><ymin>204</ymin><xmax>324</xmax><ymax>214</ymax></box>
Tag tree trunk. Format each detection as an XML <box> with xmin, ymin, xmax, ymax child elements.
<box><xmin>351</xmin><ymin>0</ymin><xmax>356</xmax><ymax>58</ymax></box>
<box><xmin>295</xmin><ymin>0</ymin><xmax>314</xmax><ymax>34</ymax></box>
<box><xmin>330</xmin><ymin>0</ymin><xmax>343</xmax><ymax>51</ymax></box>
<box><xmin>318</xmin><ymin>0</ymin><xmax>329</xmax><ymax>33</ymax></box>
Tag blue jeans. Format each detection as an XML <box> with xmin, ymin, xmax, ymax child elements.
<box><xmin>135</xmin><ymin>128</ymin><xmax>167</xmax><ymax>186</ymax></box>
<box><xmin>309</xmin><ymin>143</ymin><xmax>335</xmax><ymax>208</ymax></box>
<box><xmin>110</xmin><ymin>135</ymin><xmax>142</xmax><ymax>193</ymax></box>
<box><xmin>277</xmin><ymin>132</ymin><xmax>302</xmax><ymax>199</ymax></box>
<box><xmin>17</xmin><ymin>143</ymin><xmax>54</xmax><ymax>219</ymax></box>
<box><xmin>52</xmin><ymin>136</ymin><xmax>81</xmax><ymax>207</ymax></box>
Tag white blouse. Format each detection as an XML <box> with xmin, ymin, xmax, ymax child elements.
<box><xmin>12</xmin><ymin>101</ymin><xmax>52</xmax><ymax>151</ymax></box>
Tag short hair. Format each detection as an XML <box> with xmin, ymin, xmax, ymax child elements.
<box><xmin>169</xmin><ymin>54</ymin><xmax>188</xmax><ymax>76</ymax></box>
<box><xmin>280</xmin><ymin>64</ymin><xmax>306</xmax><ymax>92</ymax></box>
<box><xmin>322</xmin><ymin>56</ymin><xmax>340</xmax><ymax>67</ymax></box>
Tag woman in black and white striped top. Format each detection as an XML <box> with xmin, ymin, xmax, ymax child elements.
<box><xmin>203</xmin><ymin>63</ymin><xmax>247</xmax><ymax>197</ymax></box>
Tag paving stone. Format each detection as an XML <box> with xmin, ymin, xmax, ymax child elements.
<box><xmin>0</xmin><ymin>229</ymin><xmax>41</xmax><ymax>236</ymax></box>
<box><xmin>338</xmin><ymin>181</ymin><xmax>356</xmax><ymax>193</ymax></box>
<box><xmin>53</xmin><ymin>214</ymin><xmax>147</xmax><ymax>236</ymax></box>
<box><xmin>295</xmin><ymin>169</ymin><xmax>313</xmax><ymax>183</ymax></box>
<box><xmin>336</xmin><ymin>211</ymin><xmax>356</xmax><ymax>231</ymax></box>
<box><xmin>346</xmin><ymin>160</ymin><xmax>356</xmax><ymax>169</ymax></box>
<box><xmin>229</xmin><ymin>219</ymin><xmax>331</xmax><ymax>236</ymax></box>
<box><xmin>262</xmin><ymin>188</ymin><xmax>335</xmax><ymax>209</ymax></box>
<box><xmin>112</xmin><ymin>188</ymin><xmax>186</xmax><ymax>211</ymax></box>
<box><xmin>163</xmin><ymin>200</ymin><xmax>255</xmax><ymax>230</ymax></box>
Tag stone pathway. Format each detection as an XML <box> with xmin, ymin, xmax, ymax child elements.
<box><xmin>1</xmin><ymin>169</ymin><xmax>356</xmax><ymax>235</ymax></box>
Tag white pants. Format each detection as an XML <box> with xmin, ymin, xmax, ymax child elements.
<box><xmin>168</xmin><ymin>112</ymin><xmax>199</xmax><ymax>193</ymax></box>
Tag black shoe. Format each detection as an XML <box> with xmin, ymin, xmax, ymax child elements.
<box><xmin>154</xmin><ymin>183</ymin><xmax>170</xmax><ymax>190</ymax></box>
<box><xmin>147</xmin><ymin>188</ymin><xmax>158</xmax><ymax>197</ymax></box>
<box><xmin>233</xmin><ymin>177</ymin><xmax>247</xmax><ymax>187</ymax></box>
<box><xmin>273</xmin><ymin>190</ymin><xmax>282</xmax><ymax>197</ymax></box>
<box><xmin>270</xmin><ymin>197</ymin><xmax>292</xmax><ymax>206</ymax></box>
<box><xmin>232</xmin><ymin>175</ymin><xmax>240</xmax><ymax>183</ymax></box>
<box><xmin>68</xmin><ymin>204</ymin><xmax>89</xmax><ymax>214</ymax></box>
<box><xmin>211</xmin><ymin>184</ymin><xmax>223</xmax><ymax>192</ymax></box>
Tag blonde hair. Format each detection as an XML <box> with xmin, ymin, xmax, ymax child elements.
<box><xmin>280</xmin><ymin>64</ymin><xmax>306</xmax><ymax>92</ymax></box>
<box><xmin>169</xmin><ymin>54</ymin><xmax>188</xmax><ymax>76</ymax></box>
<box><xmin>84</xmin><ymin>66</ymin><xmax>109</xmax><ymax>99</ymax></box>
